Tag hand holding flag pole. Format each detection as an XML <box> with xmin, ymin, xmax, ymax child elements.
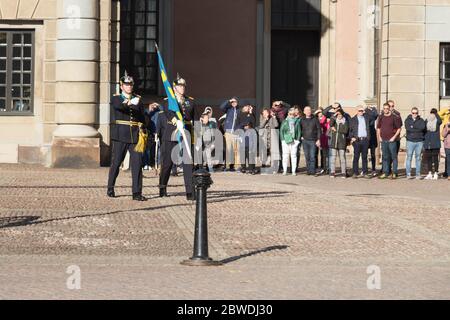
<box><xmin>155</xmin><ymin>43</ymin><xmax>192</xmax><ymax>160</ymax></box>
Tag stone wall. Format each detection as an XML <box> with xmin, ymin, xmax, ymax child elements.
<box><xmin>0</xmin><ymin>0</ymin><xmax>57</xmax><ymax>163</ymax></box>
<box><xmin>381</xmin><ymin>0</ymin><xmax>450</xmax><ymax>116</ymax></box>
<box><xmin>0</xmin><ymin>0</ymin><xmax>117</xmax><ymax>166</ymax></box>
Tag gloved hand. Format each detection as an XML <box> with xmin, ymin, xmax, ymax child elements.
<box><xmin>176</xmin><ymin>119</ymin><xmax>184</xmax><ymax>132</ymax></box>
<box><xmin>130</xmin><ymin>97</ymin><xmax>140</xmax><ymax>105</ymax></box>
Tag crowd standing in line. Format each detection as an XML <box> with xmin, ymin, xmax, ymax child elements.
<box><xmin>142</xmin><ymin>96</ymin><xmax>450</xmax><ymax>181</ymax></box>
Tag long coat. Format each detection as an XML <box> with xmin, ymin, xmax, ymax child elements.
<box><xmin>329</xmin><ymin>118</ymin><xmax>349</xmax><ymax>150</ymax></box>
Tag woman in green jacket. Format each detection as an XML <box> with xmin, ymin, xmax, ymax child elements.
<box><xmin>329</xmin><ymin>109</ymin><xmax>349</xmax><ymax>178</ymax></box>
<box><xmin>280</xmin><ymin>108</ymin><xmax>302</xmax><ymax>176</ymax></box>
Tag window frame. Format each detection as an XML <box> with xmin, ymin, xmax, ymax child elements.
<box><xmin>0</xmin><ymin>29</ymin><xmax>35</xmax><ymax>116</ymax></box>
<box><xmin>120</xmin><ymin>0</ymin><xmax>159</xmax><ymax>95</ymax></box>
<box><xmin>440</xmin><ymin>43</ymin><xmax>450</xmax><ymax>99</ymax></box>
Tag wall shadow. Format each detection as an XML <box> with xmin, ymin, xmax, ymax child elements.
<box><xmin>271</xmin><ymin>0</ymin><xmax>332</xmax><ymax>110</ymax></box>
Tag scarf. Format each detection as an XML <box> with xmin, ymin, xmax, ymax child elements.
<box><xmin>336</xmin><ymin>117</ymin><xmax>346</xmax><ymax>125</ymax></box>
<box><xmin>426</xmin><ymin>114</ymin><xmax>437</xmax><ymax>132</ymax></box>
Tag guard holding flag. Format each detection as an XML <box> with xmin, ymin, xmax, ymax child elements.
<box><xmin>158</xmin><ymin>74</ymin><xmax>195</xmax><ymax>200</ymax></box>
<box><xmin>107</xmin><ymin>71</ymin><xmax>148</xmax><ymax>201</ymax></box>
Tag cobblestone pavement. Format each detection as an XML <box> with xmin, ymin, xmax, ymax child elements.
<box><xmin>0</xmin><ymin>164</ymin><xmax>449</xmax><ymax>299</ymax></box>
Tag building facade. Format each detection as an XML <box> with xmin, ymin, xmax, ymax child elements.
<box><xmin>0</xmin><ymin>0</ymin><xmax>449</xmax><ymax>166</ymax></box>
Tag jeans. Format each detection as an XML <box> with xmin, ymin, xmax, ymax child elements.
<box><xmin>405</xmin><ymin>141</ymin><xmax>423</xmax><ymax>176</ymax></box>
<box><xmin>330</xmin><ymin>148</ymin><xmax>347</xmax><ymax>174</ymax></box>
<box><xmin>303</xmin><ymin>140</ymin><xmax>317</xmax><ymax>174</ymax></box>
<box><xmin>282</xmin><ymin>140</ymin><xmax>300</xmax><ymax>174</ymax></box>
<box><xmin>352</xmin><ymin>138</ymin><xmax>369</xmax><ymax>175</ymax></box>
<box><xmin>381</xmin><ymin>141</ymin><xmax>398</xmax><ymax>175</ymax></box>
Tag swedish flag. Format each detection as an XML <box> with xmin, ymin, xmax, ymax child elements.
<box><xmin>155</xmin><ymin>44</ymin><xmax>192</xmax><ymax>159</ymax></box>
<box><xmin>155</xmin><ymin>44</ymin><xmax>183</xmax><ymax>122</ymax></box>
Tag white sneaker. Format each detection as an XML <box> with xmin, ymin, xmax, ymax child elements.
<box><xmin>292</xmin><ymin>172</ymin><xmax>297</xmax><ymax>176</ymax></box>
<box><xmin>433</xmin><ymin>172</ymin><xmax>439</xmax><ymax>180</ymax></box>
<box><xmin>283</xmin><ymin>172</ymin><xmax>287</xmax><ymax>176</ymax></box>
<box><xmin>406</xmin><ymin>175</ymin><xmax>413</xmax><ymax>180</ymax></box>
<box><xmin>425</xmin><ymin>172</ymin><xmax>433</xmax><ymax>180</ymax></box>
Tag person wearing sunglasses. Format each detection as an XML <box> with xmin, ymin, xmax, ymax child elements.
<box><xmin>377</xmin><ymin>103</ymin><xmax>402</xmax><ymax>179</ymax></box>
<box><xmin>404</xmin><ymin>107</ymin><xmax>426</xmax><ymax>179</ymax></box>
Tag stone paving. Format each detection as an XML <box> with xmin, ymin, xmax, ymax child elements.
<box><xmin>0</xmin><ymin>163</ymin><xmax>449</xmax><ymax>299</ymax></box>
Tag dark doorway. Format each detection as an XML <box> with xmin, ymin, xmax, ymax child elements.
<box><xmin>271</xmin><ymin>30</ymin><xmax>320</xmax><ymax>108</ymax></box>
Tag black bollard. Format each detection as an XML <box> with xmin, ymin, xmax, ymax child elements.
<box><xmin>181</xmin><ymin>168</ymin><xmax>222</xmax><ymax>266</ymax></box>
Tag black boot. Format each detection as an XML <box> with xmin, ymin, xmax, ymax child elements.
<box><xmin>107</xmin><ymin>188</ymin><xmax>115</xmax><ymax>198</ymax></box>
<box><xmin>132</xmin><ymin>193</ymin><xmax>147</xmax><ymax>201</ymax></box>
<box><xmin>159</xmin><ymin>187</ymin><xmax>168</xmax><ymax>197</ymax></box>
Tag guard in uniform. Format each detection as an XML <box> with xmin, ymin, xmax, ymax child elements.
<box><xmin>158</xmin><ymin>74</ymin><xmax>195</xmax><ymax>200</ymax></box>
<box><xmin>107</xmin><ymin>72</ymin><xmax>148</xmax><ymax>201</ymax></box>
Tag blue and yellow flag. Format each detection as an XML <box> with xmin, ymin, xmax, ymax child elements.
<box><xmin>155</xmin><ymin>44</ymin><xmax>183</xmax><ymax>122</ymax></box>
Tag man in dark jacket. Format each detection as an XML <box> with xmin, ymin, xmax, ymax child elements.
<box><xmin>107</xmin><ymin>72</ymin><xmax>148</xmax><ymax>201</ymax></box>
<box><xmin>220</xmin><ymin>97</ymin><xmax>241</xmax><ymax>171</ymax></box>
<box><xmin>405</xmin><ymin>107</ymin><xmax>426</xmax><ymax>179</ymax></box>
<box><xmin>349</xmin><ymin>106</ymin><xmax>371</xmax><ymax>178</ymax></box>
<box><xmin>365</xmin><ymin>105</ymin><xmax>379</xmax><ymax>175</ymax></box>
<box><xmin>301</xmin><ymin>106</ymin><xmax>321</xmax><ymax>175</ymax></box>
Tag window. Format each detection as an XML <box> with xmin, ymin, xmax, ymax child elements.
<box><xmin>272</xmin><ymin>0</ymin><xmax>321</xmax><ymax>30</ymax></box>
<box><xmin>120</xmin><ymin>0</ymin><xmax>158</xmax><ymax>95</ymax></box>
<box><xmin>0</xmin><ymin>30</ymin><xmax>34</xmax><ymax>115</ymax></box>
<box><xmin>440</xmin><ymin>43</ymin><xmax>450</xmax><ymax>98</ymax></box>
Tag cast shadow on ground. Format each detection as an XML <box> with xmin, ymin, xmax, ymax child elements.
<box><xmin>220</xmin><ymin>245</ymin><xmax>289</xmax><ymax>264</ymax></box>
<box><xmin>0</xmin><ymin>190</ymin><xmax>288</xmax><ymax>229</ymax></box>
<box><xmin>0</xmin><ymin>216</ymin><xmax>40</xmax><ymax>229</ymax></box>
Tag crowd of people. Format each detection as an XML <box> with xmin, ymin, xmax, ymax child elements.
<box><xmin>140</xmin><ymin>97</ymin><xmax>450</xmax><ymax>181</ymax></box>
<box><xmin>108</xmin><ymin>72</ymin><xmax>449</xmax><ymax>202</ymax></box>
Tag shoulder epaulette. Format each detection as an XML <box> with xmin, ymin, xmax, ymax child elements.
<box><xmin>164</xmin><ymin>97</ymin><xmax>168</xmax><ymax>101</ymax></box>
<box><xmin>134</xmin><ymin>94</ymin><xmax>141</xmax><ymax>98</ymax></box>
<box><xmin>159</xmin><ymin>111</ymin><xmax>164</xmax><ymax>114</ymax></box>
<box><xmin>188</xmin><ymin>96</ymin><xmax>195</xmax><ymax>100</ymax></box>
<box><xmin>113</xmin><ymin>94</ymin><xmax>120</xmax><ymax>96</ymax></box>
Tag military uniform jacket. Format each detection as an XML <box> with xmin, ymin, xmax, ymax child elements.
<box><xmin>157</xmin><ymin>96</ymin><xmax>195</xmax><ymax>142</ymax></box>
<box><xmin>110</xmin><ymin>94</ymin><xmax>147</xmax><ymax>144</ymax></box>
